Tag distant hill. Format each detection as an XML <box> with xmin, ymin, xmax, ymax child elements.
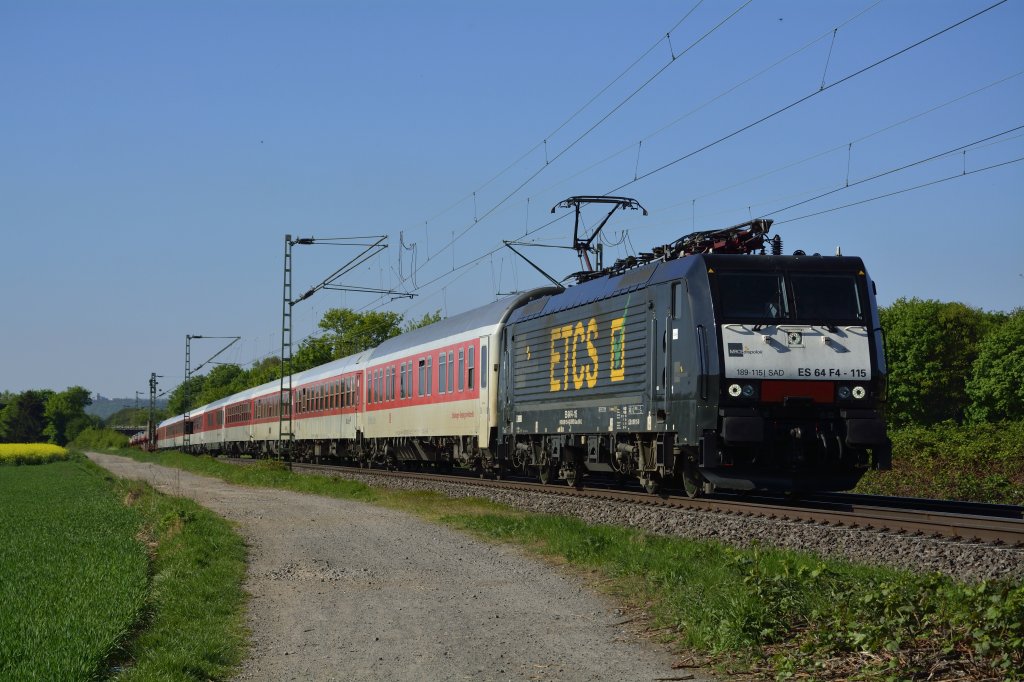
<box><xmin>86</xmin><ymin>395</ymin><xmax>168</xmax><ymax>420</ymax></box>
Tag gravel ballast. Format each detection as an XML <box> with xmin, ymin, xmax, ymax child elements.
<box><xmin>316</xmin><ymin>469</ymin><xmax>1024</xmax><ymax>584</ymax></box>
<box><xmin>87</xmin><ymin>453</ymin><xmax>707</xmax><ymax>682</ymax></box>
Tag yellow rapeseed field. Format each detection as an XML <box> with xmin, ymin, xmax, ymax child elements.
<box><xmin>0</xmin><ymin>443</ymin><xmax>69</xmax><ymax>465</ymax></box>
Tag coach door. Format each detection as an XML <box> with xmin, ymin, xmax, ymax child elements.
<box><xmin>477</xmin><ymin>336</ymin><xmax>490</xmax><ymax>445</ymax></box>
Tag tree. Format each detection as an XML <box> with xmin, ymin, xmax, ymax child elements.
<box><xmin>404</xmin><ymin>310</ymin><xmax>443</xmax><ymax>332</ymax></box>
<box><xmin>292</xmin><ymin>335</ymin><xmax>334</xmax><ymax>372</ymax></box>
<box><xmin>880</xmin><ymin>298</ymin><xmax>1001</xmax><ymax>427</ymax></box>
<box><xmin>0</xmin><ymin>390</ymin><xmax>52</xmax><ymax>443</ymax></box>
<box><xmin>317</xmin><ymin>308</ymin><xmax>404</xmax><ymax>358</ymax></box>
<box><xmin>166</xmin><ymin>375</ymin><xmax>207</xmax><ymax>416</ymax></box>
<box><xmin>245</xmin><ymin>357</ymin><xmax>281</xmax><ymax>387</ymax></box>
<box><xmin>43</xmin><ymin>386</ymin><xmax>92</xmax><ymax>445</ymax></box>
<box><xmin>194</xmin><ymin>364</ymin><xmax>245</xmax><ymax>406</ymax></box>
<box><xmin>966</xmin><ymin>309</ymin><xmax>1024</xmax><ymax>423</ymax></box>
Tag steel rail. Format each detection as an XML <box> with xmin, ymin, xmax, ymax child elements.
<box><xmin>278</xmin><ymin>462</ymin><xmax>1024</xmax><ymax>548</ymax></box>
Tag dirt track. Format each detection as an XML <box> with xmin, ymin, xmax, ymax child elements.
<box><xmin>88</xmin><ymin>453</ymin><xmax>712</xmax><ymax>682</ymax></box>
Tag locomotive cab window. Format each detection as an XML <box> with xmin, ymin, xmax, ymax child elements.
<box><xmin>790</xmin><ymin>273</ymin><xmax>864</xmax><ymax>322</ymax></box>
<box><xmin>716</xmin><ymin>272</ymin><xmax>788</xmax><ymax>320</ymax></box>
<box><xmin>714</xmin><ymin>269</ymin><xmax>866</xmax><ymax>324</ymax></box>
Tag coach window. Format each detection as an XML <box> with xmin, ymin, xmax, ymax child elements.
<box><xmin>426</xmin><ymin>356</ymin><xmax>432</xmax><ymax>395</ymax></box>
<box><xmin>447</xmin><ymin>351</ymin><xmax>455</xmax><ymax>392</ymax></box>
<box><xmin>418</xmin><ymin>359</ymin><xmax>425</xmax><ymax>397</ymax></box>
<box><xmin>391</xmin><ymin>366</ymin><xmax>396</xmax><ymax>401</ymax></box>
<box><xmin>480</xmin><ymin>346</ymin><xmax>487</xmax><ymax>389</ymax></box>
<box><xmin>467</xmin><ymin>346</ymin><xmax>475</xmax><ymax>390</ymax></box>
<box><xmin>458</xmin><ymin>348</ymin><xmax>465</xmax><ymax>391</ymax></box>
<box><xmin>400</xmin><ymin>363</ymin><xmax>406</xmax><ymax>399</ymax></box>
<box><xmin>438</xmin><ymin>353</ymin><xmax>447</xmax><ymax>393</ymax></box>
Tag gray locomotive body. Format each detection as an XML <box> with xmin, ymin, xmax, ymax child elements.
<box><xmin>499</xmin><ymin>252</ymin><xmax>890</xmax><ymax>495</ymax></box>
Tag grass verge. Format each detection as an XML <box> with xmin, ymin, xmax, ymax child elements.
<box><xmin>106</xmin><ymin>467</ymin><xmax>248</xmax><ymax>680</ymax></box>
<box><xmin>102</xmin><ymin>448</ymin><xmax>1023</xmax><ymax>680</ymax></box>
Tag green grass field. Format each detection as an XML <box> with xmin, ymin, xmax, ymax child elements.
<box><xmin>0</xmin><ymin>456</ymin><xmax>247</xmax><ymax>681</ymax></box>
<box><xmin>0</xmin><ymin>460</ymin><xmax>148</xmax><ymax>679</ymax></box>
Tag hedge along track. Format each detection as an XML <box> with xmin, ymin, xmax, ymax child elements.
<box><xmin>281</xmin><ymin>462</ymin><xmax>1024</xmax><ymax>548</ymax></box>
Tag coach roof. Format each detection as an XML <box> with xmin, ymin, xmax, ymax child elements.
<box><xmin>369</xmin><ymin>288</ymin><xmax>558</xmax><ymax>359</ymax></box>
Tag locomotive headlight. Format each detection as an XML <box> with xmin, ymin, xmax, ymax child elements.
<box><xmin>728</xmin><ymin>383</ymin><xmax>742</xmax><ymax>397</ymax></box>
<box><xmin>852</xmin><ymin>385</ymin><xmax>867</xmax><ymax>399</ymax></box>
<box><xmin>837</xmin><ymin>386</ymin><xmax>852</xmax><ymax>400</ymax></box>
<box><xmin>741</xmin><ymin>384</ymin><xmax>755</xmax><ymax>398</ymax></box>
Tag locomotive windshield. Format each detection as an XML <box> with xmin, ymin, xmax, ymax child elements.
<box><xmin>714</xmin><ymin>270</ymin><xmax>865</xmax><ymax>324</ymax></box>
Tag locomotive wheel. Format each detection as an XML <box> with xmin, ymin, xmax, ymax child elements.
<box><xmin>682</xmin><ymin>465</ymin><xmax>703</xmax><ymax>499</ymax></box>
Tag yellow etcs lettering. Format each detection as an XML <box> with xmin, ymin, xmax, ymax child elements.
<box><xmin>550</xmin><ymin>317</ymin><xmax>621</xmax><ymax>392</ymax></box>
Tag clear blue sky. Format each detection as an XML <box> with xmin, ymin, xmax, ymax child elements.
<box><xmin>2</xmin><ymin>0</ymin><xmax>1022</xmax><ymax>399</ymax></box>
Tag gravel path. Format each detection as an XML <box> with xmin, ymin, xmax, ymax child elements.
<box><xmin>87</xmin><ymin>453</ymin><xmax>709</xmax><ymax>682</ymax></box>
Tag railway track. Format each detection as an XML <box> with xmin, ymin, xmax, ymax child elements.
<box><xmin>277</xmin><ymin>461</ymin><xmax>1024</xmax><ymax>547</ymax></box>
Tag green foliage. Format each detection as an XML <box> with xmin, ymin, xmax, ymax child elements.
<box><xmin>967</xmin><ymin>308</ymin><xmax>1024</xmax><ymax>423</ymax></box>
<box><xmin>404</xmin><ymin>309</ymin><xmax>443</xmax><ymax>331</ymax></box>
<box><xmin>71</xmin><ymin>427</ymin><xmax>131</xmax><ymax>450</ymax></box>
<box><xmin>317</xmin><ymin>307</ymin><xmax>404</xmax><ymax>357</ymax></box>
<box><xmin>246</xmin><ymin>356</ymin><xmax>282</xmax><ymax>385</ymax></box>
<box><xmin>856</xmin><ymin>420</ymin><xmax>1024</xmax><ymax>504</ymax></box>
<box><xmin>0</xmin><ymin>460</ymin><xmax>148</xmax><ymax>680</ymax></box>
<box><xmin>292</xmin><ymin>334</ymin><xmax>333</xmax><ymax>372</ymax></box>
<box><xmin>166</xmin><ymin>374</ymin><xmax>207</xmax><ymax>415</ymax></box>
<box><xmin>43</xmin><ymin>386</ymin><xmax>93</xmax><ymax>446</ymax></box>
<box><xmin>0</xmin><ymin>389</ymin><xmax>52</xmax><ymax>443</ymax></box>
<box><xmin>880</xmin><ymin>298</ymin><xmax>1001</xmax><ymax>427</ymax></box>
<box><xmin>105</xmin><ymin>406</ymin><xmax>163</xmax><ymax>426</ymax></box>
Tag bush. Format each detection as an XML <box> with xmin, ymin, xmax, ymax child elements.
<box><xmin>967</xmin><ymin>308</ymin><xmax>1024</xmax><ymax>423</ymax></box>
<box><xmin>856</xmin><ymin>420</ymin><xmax>1024</xmax><ymax>504</ymax></box>
<box><xmin>70</xmin><ymin>428</ymin><xmax>130</xmax><ymax>450</ymax></box>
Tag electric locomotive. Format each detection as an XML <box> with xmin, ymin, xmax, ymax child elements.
<box><xmin>155</xmin><ymin>212</ymin><xmax>889</xmax><ymax>497</ymax></box>
<box><xmin>498</xmin><ymin>218</ymin><xmax>890</xmax><ymax>495</ymax></box>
